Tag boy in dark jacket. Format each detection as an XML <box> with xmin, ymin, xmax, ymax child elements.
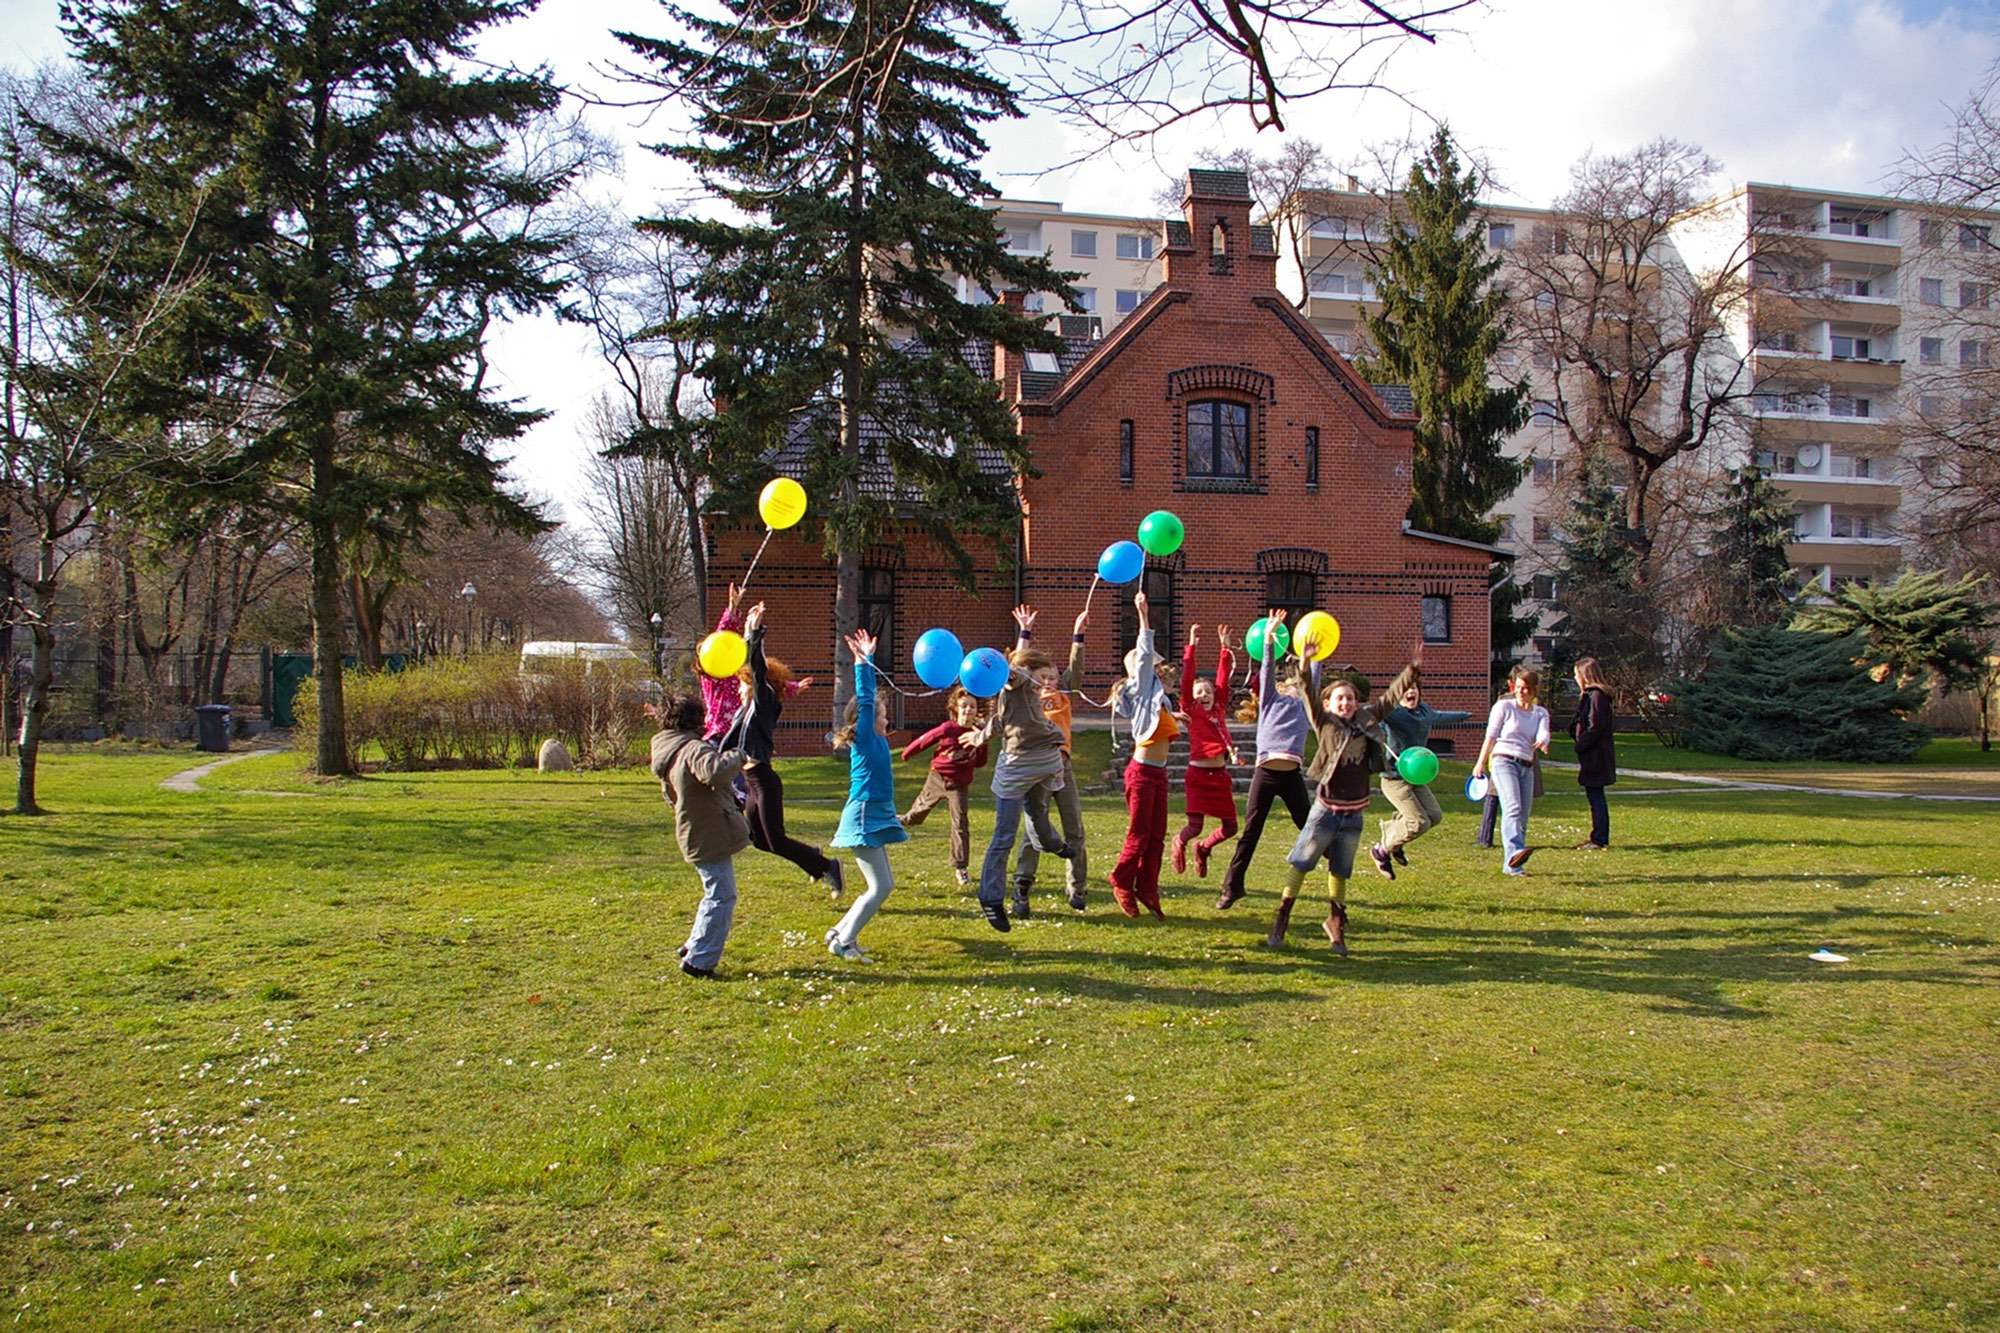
<box><xmin>650</xmin><ymin>692</ymin><xmax>752</xmax><ymax>979</ymax></box>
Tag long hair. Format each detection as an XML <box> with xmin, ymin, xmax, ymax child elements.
<box><xmin>1507</xmin><ymin>663</ymin><xmax>1542</xmax><ymax>704</ymax></box>
<box><xmin>831</xmin><ymin>697</ymin><xmax>861</xmax><ymax>749</ymax></box>
<box><xmin>1572</xmin><ymin>656</ymin><xmax>1611</xmax><ymax>694</ymax></box>
<box><xmin>1009</xmin><ymin>646</ymin><xmax>1052</xmax><ymax>673</ymax></box>
<box><xmin>657</xmin><ymin>691</ymin><xmax>703</xmax><ymax>734</ymax></box>
<box><xmin>738</xmin><ymin>653</ymin><xmax>794</xmax><ymax>692</ymax></box>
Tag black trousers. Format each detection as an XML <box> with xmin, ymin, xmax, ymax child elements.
<box><xmin>742</xmin><ymin>763</ymin><xmax>833</xmax><ymax>880</ymax></box>
<box><xmin>1584</xmin><ymin>785</ymin><xmax>1610</xmax><ymax>847</ymax></box>
<box><xmin>1221</xmin><ymin>764</ymin><xmax>1312</xmax><ymax>897</ymax></box>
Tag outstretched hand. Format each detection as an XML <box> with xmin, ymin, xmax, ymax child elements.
<box><xmin>1012</xmin><ymin>604</ymin><xmax>1038</xmax><ymax>633</ymax></box>
<box><xmin>1187</xmin><ymin>623</ymin><xmax>1201</xmax><ymax>646</ymax></box>
<box><xmin>1268</xmin><ymin>608</ymin><xmax>1287</xmax><ymax>625</ymax></box>
<box><xmin>1218</xmin><ymin>624</ymin><xmax>1235</xmax><ymax>649</ymax></box>
<box><xmin>845</xmin><ymin>629</ymin><xmax>877</xmax><ymax>660</ymax></box>
<box><xmin>793</xmin><ymin>676</ymin><xmax>816</xmax><ymax>692</ymax></box>
<box><xmin>744</xmin><ymin>602</ymin><xmax>766</xmax><ymax>633</ymax></box>
<box><xmin>726</xmin><ymin>582</ymin><xmax>742</xmax><ymax>614</ymax></box>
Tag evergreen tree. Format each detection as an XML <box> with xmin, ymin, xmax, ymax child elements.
<box><xmin>1704</xmin><ymin>464</ymin><xmax>1799</xmax><ymax>625</ymax></box>
<box><xmin>1488</xmin><ymin>562</ymin><xmax>1537</xmax><ymax>691</ymax></box>
<box><xmin>1791</xmin><ymin>569</ymin><xmax>1991</xmax><ymax>693</ymax></box>
<box><xmin>1358</xmin><ymin>126</ymin><xmax>1528</xmax><ymax>543</ymax></box>
<box><xmin>38</xmin><ymin>0</ymin><xmax>579</xmax><ymax>776</ymax></box>
<box><xmin>1546</xmin><ymin>462</ymin><xmax>1660</xmax><ymax>693</ymax></box>
<box><xmin>1675</xmin><ymin>626</ymin><xmax>1928</xmax><ymax>761</ymax></box>
<box><xmin>619</xmin><ymin>0</ymin><xmax>1073</xmax><ymax>718</ymax></box>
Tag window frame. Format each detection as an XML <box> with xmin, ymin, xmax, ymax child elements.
<box><xmin>1115</xmin><ymin>232</ymin><xmax>1155</xmax><ymax>260</ymax></box>
<box><xmin>1184</xmin><ymin>398</ymin><xmax>1251</xmax><ymax>481</ymax></box>
<box><xmin>1420</xmin><ymin>595</ymin><xmax>1452</xmax><ymax>644</ymax></box>
<box><xmin>1070</xmin><ymin>229</ymin><xmax>1098</xmax><ymax>258</ymax></box>
<box><xmin>1920</xmin><ymin>277</ymin><xmax>1945</xmax><ymax>306</ymax></box>
<box><xmin>1921</xmin><ymin>336</ymin><xmax>1944</xmax><ymax>364</ymax></box>
<box><xmin>1264</xmin><ymin>570</ymin><xmax>1317</xmax><ymax>624</ymax></box>
<box><xmin>858</xmin><ymin>567</ymin><xmax>897</xmax><ymax>671</ymax></box>
<box><xmin>1304</xmin><ymin>426</ymin><xmax>1319</xmax><ymax>490</ymax></box>
<box><xmin>1114</xmin><ymin>288</ymin><xmax>1141</xmax><ymax>314</ymax></box>
<box><xmin>1118</xmin><ymin>419</ymin><xmax>1133</xmax><ymax>484</ymax></box>
<box><xmin>1117</xmin><ymin>567</ymin><xmax>1177</xmax><ymax>658</ymax></box>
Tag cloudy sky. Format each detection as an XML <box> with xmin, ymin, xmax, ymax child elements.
<box><xmin>6</xmin><ymin>0</ymin><xmax>1998</xmax><ymax>521</ymax></box>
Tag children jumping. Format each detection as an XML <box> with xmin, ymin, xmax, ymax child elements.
<box><xmin>739</xmin><ymin>604</ymin><xmax>842</xmax><ymax>899</ymax></box>
<box><xmin>1368</xmin><ymin>655</ymin><xmax>1468</xmax><ymax>879</ymax></box>
<box><xmin>1173</xmin><ymin>624</ymin><xmax>1241</xmax><ymax>879</ymax></box>
<box><xmin>900</xmin><ymin>688</ymin><xmax>989</xmax><ymax>889</ymax></box>
<box><xmin>649</xmin><ymin>692</ymin><xmax>752</xmax><ymax>980</ymax></box>
<box><xmin>1108</xmin><ymin>591</ymin><xmax>1175</xmax><ymax>919</ymax></box>
<box><xmin>1218</xmin><ymin>609</ymin><xmax>1314</xmax><ymax>911</ymax></box>
<box><xmin>975</xmin><ymin>634</ymin><xmax>1080</xmax><ymax>932</ymax></box>
<box><xmin>1008</xmin><ymin>605</ymin><xmax>1091</xmax><ymax>914</ymax></box>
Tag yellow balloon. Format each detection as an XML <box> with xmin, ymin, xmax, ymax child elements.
<box><xmin>759</xmin><ymin>477</ymin><xmax>808</xmax><ymax>530</ymax></box>
<box><xmin>698</xmin><ymin>629</ymin><xmax>748</xmax><ymax>679</ymax></box>
<box><xmin>1293</xmin><ymin>610</ymin><xmax>1340</xmax><ymax>662</ymax></box>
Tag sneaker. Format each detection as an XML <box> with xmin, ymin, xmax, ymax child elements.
<box><xmin>1573</xmin><ymin>841</ymin><xmax>1607</xmax><ymax>851</ymax></box>
<box><xmin>1391</xmin><ymin>846</ymin><xmax>1408</xmax><ymax>867</ymax></box>
<box><xmin>955</xmin><ymin>868</ymin><xmax>973</xmax><ymax>888</ymax></box>
<box><xmin>1215</xmin><ymin>883</ymin><xmax>1245</xmax><ymax>911</ymax></box>
<box><xmin>676</xmin><ymin>944</ymin><xmax>688</xmax><ymax>960</ymax></box>
<box><xmin>829</xmin><ymin>937</ymin><xmax>874</xmax><ymax>964</ymax></box>
<box><xmin>1067</xmin><ymin>885</ymin><xmax>1088</xmax><ymax>912</ymax></box>
<box><xmin>1369</xmin><ymin>845</ymin><xmax>1396</xmax><ymax>881</ymax></box>
<box><xmin>1507</xmin><ymin>847</ymin><xmax>1536</xmax><ymax>871</ymax></box>
<box><xmin>1109</xmin><ymin>876</ymin><xmax>1139</xmax><ymax>918</ymax></box>
<box><xmin>680</xmin><ymin>960</ymin><xmax>717</xmax><ymax>979</ymax></box>
<box><xmin>824</xmin><ymin>859</ymin><xmax>845</xmax><ymax>903</ymax></box>
<box><xmin>1010</xmin><ymin>889</ymin><xmax>1031</xmax><ymax>920</ymax></box>
<box><xmin>1322</xmin><ymin>915</ymin><xmax>1347</xmax><ymax>957</ymax></box>
<box><xmin>1171</xmin><ymin>834</ymin><xmax>1188</xmax><ymax>875</ymax></box>
<box><xmin>981</xmin><ymin>900</ymin><xmax>1012</xmax><ymax>933</ymax></box>
<box><xmin>1193</xmin><ymin>842</ymin><xmax>1211</xmax><ymax>878</ymax></box>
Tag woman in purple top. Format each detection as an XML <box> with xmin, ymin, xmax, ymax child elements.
<box><xmin>1471</xmin><ymin>664</ymin><xmax>1551</xmax><ymax>876</ymax></box>
<box><xmin>1217</xmin><ymin>609</ymin><xmax>1318</xmax><ymax>911</ymax></box>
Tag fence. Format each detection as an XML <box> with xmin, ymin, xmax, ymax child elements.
<box><xmin>3</xmin><ymin>648</ymin><xmax>277</xmax><ymax>741</ymax></box>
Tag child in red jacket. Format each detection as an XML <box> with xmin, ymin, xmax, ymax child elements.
<box><xmin>1173</xmin><ymin>624</ymin><xmax>1242</xmax><ymax>878</ymax></box>
<box><xmin>901</xmin><ymin>688</ymin><xmax>989</xmax><ymax>888</ymax></box>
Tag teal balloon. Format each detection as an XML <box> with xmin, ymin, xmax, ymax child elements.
<box><xmin>1137</xmin><ymin>510</ymin><xmax>1185</xmax><ymax>557</ymax></box>
<box><xmin>1396</xmin><ymin>746</ymin><xmax>1440</xmax><ymax>786</ymax></box>
<box><xmin>1245</xmin><ymin>617</ymin><xmax>1291</xmax><ymax>662</ymax></box>
<box><xmin>1097</xmin><ymin>540</ymin><xmax>1144</xmax><ymax>585</ymax></box>
<box><xmin>958</xmin><ymin>647</ymin><xmax>1009</xmax><ymax>699</ymax></box>
<box><xmin>912</xmin><ymin>628</ymin><xmax>964</xmax><ymax>689</ymax></box>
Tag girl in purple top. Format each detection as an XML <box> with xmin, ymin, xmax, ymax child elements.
<box><xmin>1217</xmin><ymin>608</ymin><xmax>1316</xmax><ymax>911</ymax></box>
<box><xmin>1471</xmin><ymin>664</ymin><xmax>1551</xmax><ymax>876</ymax></box>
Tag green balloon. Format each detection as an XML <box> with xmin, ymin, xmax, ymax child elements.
<box><xmin>1246</xmin><ymin>617</ymin><xmax>1292</xmax><ymax>662</ymax></box>
<box><xmin>1137</xmin><ymin>510</ymin><xmax>1184</xmax><ymax>557</ymax></box>
<box><xmin>1396</xmin><ymin>746</ymin><xmax>1440</xmax><ymax>786</ymax></box>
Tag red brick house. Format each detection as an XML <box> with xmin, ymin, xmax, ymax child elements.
<box><xmin>705</xmin><ymin>168</ymin><xmax>1500</xmax><ymax>754</ymax></box>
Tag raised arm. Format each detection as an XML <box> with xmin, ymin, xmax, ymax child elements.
<box><xmin>1214</xmin><ymin>629</ymin><xmax>1235</xmax><ymax>714</ymax></box>
<box><xmin>847</xmin><ymin>629</ymin><xmax>879</xmax><ymax>737</ymax></box>
<box><xmin>745</xmin><ymin>603</ymin><xmax>769</xmax><ymax>692</ymax></box>
<box><xmin>1181</xmin><ymin>629</ymin><xmax>1199</xmax><ymax>710</ymax></box>
<box><xmin>902</xmin><ymin>720</ymin><xmax>954</xmax><ymax>762</ymax></box>
<box><xmin>1063</xmin><ymin>609</ymin><xmax>1087</xmax><ymax>691</ymax></box>
<box><xmin>1258</xmin><ymin>609</ymin><xmax>1285</xmax><ymax>708</ymax></box>
<box><xmin>1012</xmin><ymin>603</ymin><xmax>1037</xmax><ymax>654</ymax></box>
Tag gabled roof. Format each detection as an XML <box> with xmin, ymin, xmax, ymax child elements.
<box><xmin>1185</xmin><ymin>168</ymin><xmax>1253</xmax><ymax>202</ymax></box>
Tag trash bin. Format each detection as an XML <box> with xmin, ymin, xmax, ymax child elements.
<box><xmin>195</xmin><ymin>704</ymin><xmax>232</xmax><ymax>753</ymax></box>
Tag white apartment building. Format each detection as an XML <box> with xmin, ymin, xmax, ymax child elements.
<box><xmin>976</xmin><ymin>197</ymin><xmax>1165</xmax><ymax>330</ymax></box>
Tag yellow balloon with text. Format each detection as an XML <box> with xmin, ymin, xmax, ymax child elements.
<box><xmin>759</xmin><ymin>477</ymin><xmax>808</xmax><ymax>530</ymax></box>
<box><xmin>698</xmin><ymin>630</ymin><xmax>748</xmax><ymax>679</ymax></box>
<box><xmin>1293</xmin><ymin>610</ymin><xmax>1340</xmax><ymax>662</ymax></box>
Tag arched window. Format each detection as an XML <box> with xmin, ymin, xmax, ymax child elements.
<box><xmin>1186</xmin><ymin>399</ymin><xmax>1249</xmax><ymax>479</ymax></box>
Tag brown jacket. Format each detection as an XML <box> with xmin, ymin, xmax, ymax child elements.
<box><xmin>649</xmin><ymin>729</ymin><xmax>752</xmax><ymax>865</ymax></box>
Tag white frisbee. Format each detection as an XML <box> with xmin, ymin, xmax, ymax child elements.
<box><xmin>1465</xmin><ymin>774</ymin><xmax>1490</xmax><ymax>803</ymax></box>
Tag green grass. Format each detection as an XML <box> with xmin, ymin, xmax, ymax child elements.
<box><xmin>3</xmin><ymin>743</ymin><xmax>1999</xmax><ymax>1328</ymax></box>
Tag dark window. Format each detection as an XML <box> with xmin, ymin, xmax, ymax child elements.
<box><xmin>1304</xmin><ymin>427</ymin><xmax>1319</xmax><ymax>490</ymax></box>
<box><xmin>1186</xmin><ymin>399</ymin><xmax>1250</xmax><ymax>479</ymax></box>
<box><xmin>859</xmin><ymin>568</ymin><xmax>896</xmax><ymax>667</ymax></box>
<box><xmin>1421</xmin><ymin>595</ymin><xmax>1451</xmax><ymax>643</ymax></box>
<box><xmin>1265</xmin><ymin>570</ymin><xmax>1317</xmax><ymax>622</ymax></box>
<box><xmin>1117</xmin><ymin>567</ymin><xmax>1176</xmax><ymax>660</ymax></box>
<box><xmin>1119</xmin><ymin>419</ymin><xmax>1133</xmax><ymax>483</ymax></box>
<box><xmin>1529</xmin><ymin>573</ymin><xmax>1556</xmax><ymax>600</ymax></box>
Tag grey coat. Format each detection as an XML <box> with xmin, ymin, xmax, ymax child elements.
<box><xmin>649</xmin><ymin>730</ymin><xmax>752</xmax><ymax>864</ymax></box>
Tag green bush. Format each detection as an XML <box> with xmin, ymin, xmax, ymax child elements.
<box><xmin>292</xmin><ymin>654</ymin><xmax>654</xmax><ymax>772</ymax></box>
<box><xmin>1671</xmin><ymin>626</ymin><xmax>1929</xmax><ymax>762</ymax></box>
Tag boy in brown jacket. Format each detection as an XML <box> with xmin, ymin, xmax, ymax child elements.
<box><xmin>650</xmin><ymin>692</ymin><xmax>752</xmax><ymax>979</ymax></box>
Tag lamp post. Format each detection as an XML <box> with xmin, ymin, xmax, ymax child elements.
<box><xmin>414</xmin><ymin>617</ymin><xmax>426</xmax><ymax>664</ymax></box>
<box><xmin>649</xmin><ymin>612</ymin><xmax>665</xmax><ymax>676</ymax></box>
<box><xmin>460</xmin><ymin>581</ymin><xmax>477</xmax><ymax>655</ymax></box>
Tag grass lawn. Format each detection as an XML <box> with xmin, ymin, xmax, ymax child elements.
<box><xmin>3</xmin><ymin>742</ymin><xmax>1999</xmax><ymax>1329</ymax></box>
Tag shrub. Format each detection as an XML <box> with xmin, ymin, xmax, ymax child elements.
<box><xmin>1671</xmin><ymin>627</ymin><xmax>1929</xmax><ymax>762</ymax></box>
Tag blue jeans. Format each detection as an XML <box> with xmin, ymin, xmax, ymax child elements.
<box><xmin>1490</xmin><ymin>756</ymin><xmax>1535</xmax><ymax>873</ymax></box>
<box><xmin>1286</xmin><ymin>802</ymin><xmax>1364</xmax><ymax>880</ymax></box>
<box><xmin>979</xmin><ymin>791</ymin><xmax>1063</xmax><ymax>907</ymax></box>
<box><xmin>683</xmin><ymin>858</ymin><xmax>738</xmax><ymax>969</ymax></box>
<box><xmin>832</xmin><ymin>844</ymin><xmax>893</xmax><ymax>946</ymax></box>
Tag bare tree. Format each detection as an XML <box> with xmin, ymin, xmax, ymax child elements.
<box><xmin>560</xmin><ymin>215</ymin><xmax>718</xmax><ymax>627</ymax></box>
<box><xmin>1507</xmin><ymin>139</ymin><xmax>1795</xmax><ymax>582</ymax></box>
<box><xmin>575</xmin><ymin>394</ymin><xmax>700</xmax><ymax>650</ymax></box>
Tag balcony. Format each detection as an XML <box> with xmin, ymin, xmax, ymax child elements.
<box><xmin>1753</xmin><ymin>348</ymin><xmax>1903</xmax><ymax>386</ymax></box>
<box><xmin>1786</xmin><ymin>535</ymin><xmax>1902</xmax><ymax>566</ymax></box>
<box><xmin>1773</xmin><ymin>474</ymin><xmax>1901</xmax><ymax>506</ymax></box>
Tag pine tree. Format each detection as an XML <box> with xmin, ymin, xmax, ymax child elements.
<box><xmin>1488</xmin><ymin>562</ymin><xmax>1537</xmax><ymax>691</ymax></box>
<box><xmin>38</xmin><ymin>0</ymin><xmax>579</xmax><ymax>776</ymax></box>
<box><xmin>1358</xmin><ymin>126</ymin><xmax>1529</xmax><ymax>543</ymax></box>
<box><xmin>1676</xmin><ymin>626</ymin><xmax>1928</xmax><ymax>761</ymax></box>
<box><xmin>619</xmin><ymin>0</ymin><xmax>1073</xmax><ymax>720</ymax></box>
<box><xmin>1791</xmin><ymin>569</ymin><xmax>1991</xmax><ymax>693</ymax></box>
<box><xmin>1547</xmin><ymin>462</ymin><xmax>1660</xmax><ymax>691</ymax></box>
<box><xmin>1697</xmin><ymin>464</ymin><xmax>1799</xmax><ymax>630</ymax></box>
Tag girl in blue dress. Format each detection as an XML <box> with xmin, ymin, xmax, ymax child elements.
<box><xmin>826</xmin><ymin>628</ymin><xmax>908</xmax><ymax>963</ymax></box>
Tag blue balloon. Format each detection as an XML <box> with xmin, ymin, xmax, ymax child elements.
<box><xmin>958</xmin><ymin>647</ymin><xmax>1010</xmax><ymax>699</ymax></box>
<box><xmin>912</xmin><ymin>627</ymin><xmax>964</xmax><ymax>690</ymax></box>
<box><xmin>1097</xmin><ymin>540</ymin><xmax>1144</xmax><ymax>585</ymax></box>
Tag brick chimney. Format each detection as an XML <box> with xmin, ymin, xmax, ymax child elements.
<box><xmin>994</xmin><ymin>288</ymin><xmax>1026</xmax><ymax>403</ymax></box>
<box><xmin>1162</xmin><ymin>168</ymin><xmax>1278</xmax><ymax>294</ymax></box>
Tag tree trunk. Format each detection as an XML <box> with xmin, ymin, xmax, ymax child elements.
<box><xmin>13</xmin><ymin>541</ymin><xmax>58</xmax><ymax>815</ymax></box>
<box><xmin>683</xmin><ymin>484</ymin><xmax>707</xmax><ymax>639</ymax></box>
<box><xmin>308</xmin><ymin>439</ymin><xmax>352</xmax><ymax>776</ymax></box>
<box><xmin>830</xmin><ymin>105</ymin><xmax>868</xmax><ymax>741</ymax></box>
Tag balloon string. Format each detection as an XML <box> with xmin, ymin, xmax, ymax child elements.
<box><xmin>1080</xmin><ymin>573</ymin><xmax>1101</xmax><ymax>621</ymax></box>
<box><xmin>863</xmin><ymin>660</ymin><xmax>947</xmax><ymax>700</ymax></box>
<box><xmin>737</xmin><ymin>527</ymin><xmax>776</xmax><ymax>596</ymax></box>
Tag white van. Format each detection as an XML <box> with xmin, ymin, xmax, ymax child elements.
<box><xmin>518</xmin><ymin>641</ymin><xmax>645</xmax><ymax>671</ymax></box>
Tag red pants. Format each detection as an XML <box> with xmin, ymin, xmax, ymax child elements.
<box><xmin>1110</xmin><ymin>760</ymin><xmax>1168</xmax><ymax>910</ymax></box>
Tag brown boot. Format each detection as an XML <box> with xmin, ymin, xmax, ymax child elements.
<box><xmin>1323</xmin><ymin>903</ymin><xmax>1348</xmax><ymax>956</ymax></box>
<box><xmin>1264</xmin><ymin>897</ymin><xmax>1295</xmax><ymax>948</ymax></box>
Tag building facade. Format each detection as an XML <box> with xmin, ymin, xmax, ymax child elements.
<box><xmin>706</xmin><ymin>170</ymin><xmax>1497</xmax><ymax>755</ymax></box>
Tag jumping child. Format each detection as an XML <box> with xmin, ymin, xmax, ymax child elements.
<box><xmin>1173</xmin><ymin>624</ymin><xmax>1242</xmax><ymax>879</ymax></box>
<box><xmin>975</xmin><ymin>633</ymin><xmax>1080</xmax><ymax>932</ymax></box>
<box><xmin>825</xmin><ymin>629</ymin><xmax>906</xmax><ymax>962</ymax></box>
<box><xmin>1107</xmin><ymin>591</ymin><xmax>1176</xmax><ymax>918</ymax></box>
<box><xmin>739</xmin><ymin>604</ymin><xmax>841</xmax><ymax>899</ymax></box>
<box><xmin>1269</xmin><ymin>629</ymin><xmax>1404</xmax><ymax>955</ymax></box>
<box><xmin>1368</xmin><ymin>655</ymin><xmax>1469</xmax><ymax>879</ymax></box>
<box><xmin>650</xmin><ymin>692</ymin><xmax>752</xmax><ymax>979</ymax></box>
<box><xmin>1218</xmin><ymin>609</ymin><xmax>1314</xmax><ymax>911</ymax></box>
<box><xmin>900</xmin><ymin>687</ymin><xmax>989</xmax><ymax>889</ymax></box>
<box><xmin>1008</xmin><ymin>605</ymin><xmax>1092</xmax><ymax>914</ymax></box>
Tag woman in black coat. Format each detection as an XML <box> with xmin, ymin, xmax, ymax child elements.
<box><xmin>1568</xmin><ymin>657</ymin><xmax>1617</xmax><ymax>849</ymax></box>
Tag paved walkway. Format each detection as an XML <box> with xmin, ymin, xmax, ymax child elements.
<box><xmin>160</xmin><ymin>744</ymin><xmax>297</xmax><ymax>795</ymax></box>
<box><xmin>1545</xmin><ymin>761</ymin><xmax>2000</xmax><ymax>804</ymax></box>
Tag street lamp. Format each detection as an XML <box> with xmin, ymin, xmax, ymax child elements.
<box><xmin>649</xmin><ymin>612</ymin><xmax>665</xmax><ymax>675</ymax></box>
<box><xmin>460</xmin><ymin>581</ymin><xmax>477</xmax><ymax>655</ymax></box>
<box><xmin>414</xmin><ymin>617</ymin><xmax>426</xmax><ymax>663</ymax></box>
